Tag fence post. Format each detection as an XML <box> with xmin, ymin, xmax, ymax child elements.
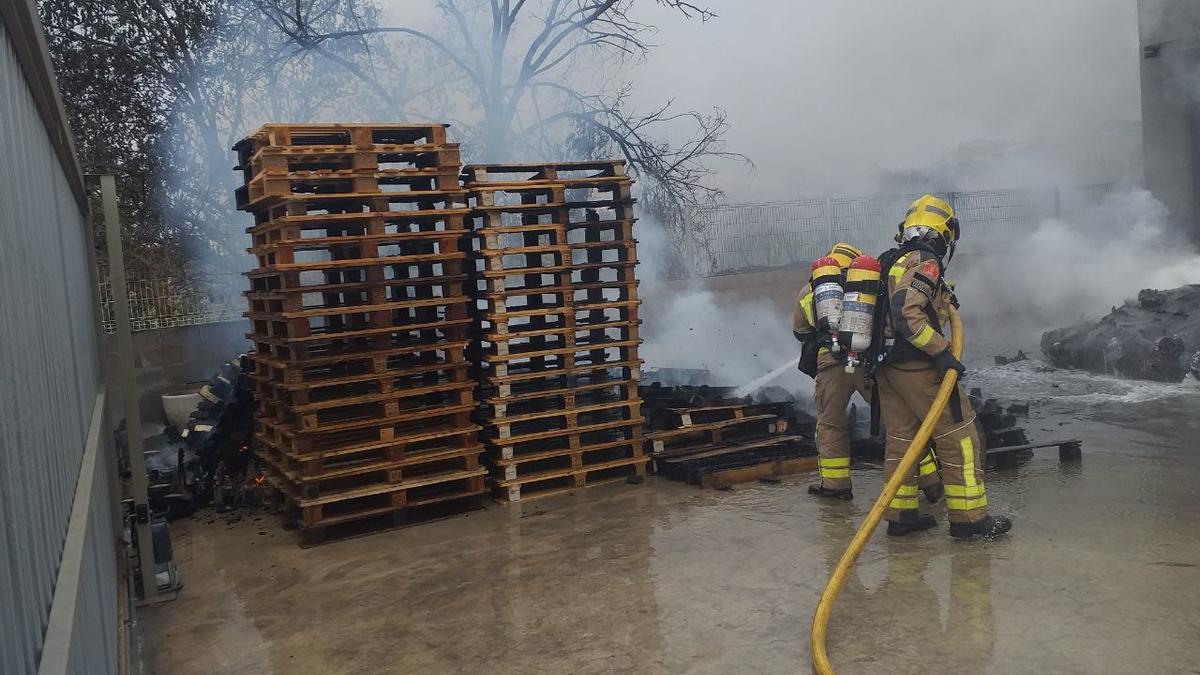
<box><xmin>825</xmin><ymin>197</ymin><xmax>834</xmax><ymax>250</ymax></box>
<box><xmin>100</xmin><ymin>174</ymin><xmax>159</xmax><ymax>602</ymax></box>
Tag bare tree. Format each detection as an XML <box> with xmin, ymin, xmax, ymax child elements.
<box><xmin>42</xmin><ymin>0</ymin><xmax>407</xmax><ymax>277</ymax></box>
<box><xmin>253</xmin><ymin>0</ymin><xmax>748</xmax><ymax>253</ymax></box>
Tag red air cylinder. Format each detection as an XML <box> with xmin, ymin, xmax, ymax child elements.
<box><xmin>840</xmin><ymin>255</ymin><xmax>882</xmax><ymax>372</ymax></box>
<box><xmin>811</xmin><ymin>256</ymin><xmax>845</xmax><ymax>352</ymax></box>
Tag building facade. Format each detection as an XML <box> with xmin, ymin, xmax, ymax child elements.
<box><xmin>1140</xmin><ymin>0</ymin><xmax>1200</xmax><ymax>242</ymax></box>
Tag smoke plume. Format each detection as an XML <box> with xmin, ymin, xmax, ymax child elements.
<box><xmin>958</xmin><ymin>188</ymin><xmax>1200</xmax><ymax>359</ymax></box>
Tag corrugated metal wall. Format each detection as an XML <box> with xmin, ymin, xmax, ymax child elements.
<box><xmin>0</xmin><ymin>17</ymin><xmax>115</xmax><ymax>675</ymax></box>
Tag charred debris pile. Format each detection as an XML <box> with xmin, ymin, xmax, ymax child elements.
<box><xmin>1042</xmin><ymin>284</ymin><xmax>1200</xmax><ymax>382</ymax></box>
<box><xmin>641</xmin><ymin>381</ymin><xmax>816</xmax><ymax>487</ymax></box>
<box><xmin>126</xmin><ymin>356</ymin><xmax>260</xmax><ymax>520</ymax></box>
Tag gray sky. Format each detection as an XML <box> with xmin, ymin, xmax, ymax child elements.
<box><xmin>625</xmin><ymin>0</ymin><xmax>1142</xmax><ymax>200</ymax></box>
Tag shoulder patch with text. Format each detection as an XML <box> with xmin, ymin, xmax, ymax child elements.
<box><xmin>910</xmin><ymin>277</ymin><xmax>935</xmax><ymax>300</ymax></box>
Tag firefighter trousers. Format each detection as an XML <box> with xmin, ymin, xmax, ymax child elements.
<box><xmin>814</xmin><ymin>361</ymin><xmax>940</xmax><ymax>491</ymax></box>
<box><xmin>876</xmin><ymin>362</ymin><xmax>988</xmax><ymax>524</ymax></box>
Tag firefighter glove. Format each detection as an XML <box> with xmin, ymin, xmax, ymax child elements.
<box><xmin>931</xmin><ymin>349</ymin><xmax>966</xmax><ymax>377</ymax></box>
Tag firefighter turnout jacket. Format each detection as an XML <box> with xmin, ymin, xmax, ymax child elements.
<box><xmin>883</xmin><ymin>247</ymin><xmax>953</xmax><ymax>362</ymax></box>
<box><xmin>876</xmin><ymin>245</ymin><xmax>989</xmax><ymax>525</ymax></box>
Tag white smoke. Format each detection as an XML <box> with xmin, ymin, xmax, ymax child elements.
<box><xmin>638</xmin><ymin>219</ymin><xmax>813</xmax><ymax>399</ymax></box>
<box><xmin>958</xmin><ymin>188</ymin><xmax>1200</xmax><ymax>357</ymax></box>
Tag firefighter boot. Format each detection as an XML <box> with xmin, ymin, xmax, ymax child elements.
<box><xmin>886</xmin><ymin>511</ymin><xmax>938</xmax><ymax>536</ymax></box>
<box><xmin>808</xmin><ymin>484</ymin><xmax>853</xmax><ymax>500</ymax></box>
<box><xmin>922</xmin><ymin>482</ymin><xmax>944</xmax><ymax>504</ymax></box>
<box><xmin>949</xmin><ymin>515</ymin><xmax>1013</xmax><ymax>540</ymax></box>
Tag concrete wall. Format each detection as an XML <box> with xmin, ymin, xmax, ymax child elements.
<box><xmin>0</xmin><ymin>2</ymin><xmax>117</xmax><ymax>673</ymax></box>
<box><xmin>107</xmin><ymin>320</ymin><xmax>252</xmax><ymax>425</ymax></box>
<box><xmin>1139</xmin><ymin>0</ymin><xmax>1200</xmax><ymax>241</ymax></box>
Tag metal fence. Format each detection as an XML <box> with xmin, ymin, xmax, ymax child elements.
<box><xmin>1</xmin><ymin>5</ymin><xmax>115</xmax><ymax>672</ymax></box>
<box><xmin>686</xmin><ymin>183</ymin><xmax>1116</xmax><ymax>277</ymax></box>
<box><xmin>97</xmin><ymin>273</ymin><xmax>247</xmax><ymax>333</ymax></box>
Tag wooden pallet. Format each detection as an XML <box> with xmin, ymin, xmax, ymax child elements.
<box><xmin>645</xmin><ymin>414</ymin><xmax>789</xmax><ymax>455</ymax></box>
<box><xmin>462</xmin><ymin>162</ymin><xmax>631</xmax><ymax>201</ymax></box>
<box><xmin>251</xmin><ymin>228</ymin><xmax>468</xmax><ymax>267</ymax></box>
<box><xmin>490</xmin><ymin>437</ymin><xmax>643</xmax><ymax>481</ymax></box>
<box><xmin>247</xmin><ymin>291</ymin><xmax>471</xmax><ymax>323</ymax></box>
<box><xmin>248</xmin><ymin>204</ymin><xmax>471</xmax><ymax>238</ymax></box>
<box><xmin>486</xmin><ymin>415</ymin><xmax>644</xmax><ymax>457</ymax></box>
<box><xmin>652</xmin><ymin>435</ymin><xmax>814</xmax><ymax>485</ymax></box>
<box><xmin>479</xmin><ymin>377</ymin><xmax>639</xmax><ymax>416</ymax></box>
<box><xmin>258</xmin><ymin>421</ymin><xmax>479</xmax><ymax>470</ymax></box>
<box><xmin>260</xmin><ymin>392</ymin><xmax>478</xmax><ymax>437</ymax></box>
<box><xmin>252</xmin><ymin>344</ymin><xmax>468</xmax><ymax>384</ymax></box>
<box><xmin>248</xmin><ymin>298</ymin><xmax>471</xmax><ymax>341</ymax></box>
<box><xmin>259</xmin><ymin>380</ymin><xmax>477</xmax><ymax>430</ymax></box>
<box><xmin>570</xmin><ymin>260</ymin><xmax>639</xmax><ymax>282</ymax></box>
<box><xmin>268</xmin><ymin>444</ymin><xmax>484</xmax><ymax>502</ymax></box>
<box><xmin>472</xmin><ymin>342</ymin><xmax>641</xmax><ymax>380</ymax></box>
<box><xmin>647</xmin><ymin>404</ymin><xmax>754</xmax><ymax>429</ymax></box>
<box><xmin>486</xmin><ymin>398</ymin><xmax>642</xmax><ymax>442</ymax></box>
<box><xmin>252</xmin><ymin>190</ymin><xmax>468</xmax><ymax>223</ymax></box>
<box><xmin>492</xmin><ymin>455</ymin><xmax>647</xmax><ymax>503</ymax></box>
<box><xmin>250</xmin><ymin>321</ymin><xmax>470</xmax><ymax>361</ymax></box>
<box><xmin>239</xmin><ymin>145</ymin><xmax>460</xmax><ymax>193</ymax></box>
<box><xmin>235</xmin><ymin>123</ymin><xmax>450</xmax><ymax>153</ymax></box>
<box><xmin>565</xmin><ymin>220</ymin><xmax>636</xmax><ymax>246</ymax></box>
<box><xmin>468</xmin><ymin>183</ymin><xmax>567</xmax><ymax>209</ymax></box>
<box><xmin>238</xmin><ymin>167</ymin><xmax>462</xmax><ymax>210</ymax></box>
<box><xmin>257</xmin><ymin>404</ymin><xmax>477</xmax><ymax>455</ymax></box>
<box><xmin>247</xmin><ymin>277</ymin><xmax>473</xmax><ymax>315</ymax></box>
<box><xmin>246</xmin><ymin>247</ymin><xmax>467</xmax><ymax>276</ymax></box>
<box><xmin>279</xmin><ymin>467</ymin><xmax>487</xmax><ymax>533</ymax></box>
<box><xmin>480</xmin><ymin>359</ymin><xmax>642</xmax><ymax>390</ymax></box>
<box><xmin>250</xmin><ymin>331</ymin><xmax>471</xmax><ymax>365</ymax></box>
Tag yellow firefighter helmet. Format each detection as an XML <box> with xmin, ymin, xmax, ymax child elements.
<box><xmin>900</xmin><ymin>194</ymin><xmax>960</xmax><ymax>244</ymax></box>
<box><xmin>827</xmin><ymin>242</ymin><xmax>863</xmax><ymax>269</ymax></box>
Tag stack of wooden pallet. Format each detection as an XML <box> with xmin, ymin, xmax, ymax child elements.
<box><xmin>463</xmin><ymin>161</ymin><xmax>647</xmax><ymax>502</ymax></box>
<box><xmin>233</xmin><ymin>123</ymin><xmax>487</xmax><ymax>538</ymax></box>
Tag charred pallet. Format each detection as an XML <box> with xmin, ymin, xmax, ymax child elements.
<box><xmin>639</xmin><ymin>381</ymin><xmax>818</xmax><ymax>487</ymax></box>
<box><xmin>653</xmin><ymin>435</ymin><xmax>816</xmax><ymax>485</ymax></box>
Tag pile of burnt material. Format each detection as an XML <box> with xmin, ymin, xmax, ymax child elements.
<box><xmin>463</xmin><ymin>162</ymin><xmax>647</xmax><ymax>502</ymax></box>
<box><xmin>1042</xmin><ymin>285</ymin><xmax>1200</xmax><ymax>382</ymax></box>
<box><xmin>969</xmin><ymin>389</ymin><xmax>1030</xmax><ymax>449</ymax></box>
<box><xmin>133</xmin><ymin>356</ymin><xmax>258</xmax><ymax>519</ymax></box>
<box><xmin>641</xmin><ymin>383</ymin><xmax>816</xmax><ymax>487</ymax></box>
<box><xmin>850</xmin><ymin>388</ymin><xmax>1070</xmax><ymax>470</ymax></box>
<box><xmin>234</xmin><ymin>123</ymin><xmax>486</xmax><ymax>538</ymax></box>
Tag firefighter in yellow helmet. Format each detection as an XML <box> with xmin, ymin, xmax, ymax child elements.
<box><xmin>872</xmin><ymin>195</ymin><xmax>1012</xmax><ymax>538</ymax></box>
<box><xmin>793</xmin><ymin>243</ymin><xmax>943</xmax><ymax>501</ymax></box>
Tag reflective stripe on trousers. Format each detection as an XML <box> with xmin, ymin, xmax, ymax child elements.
<box><xmin>890</xmin><ymin>483</ymin><xmax>920</xmax><ymax>511</ymax></box>
<box><xmin>818</xmin><ymin>456</ymin><xmax>850</xmax><ymax>479</ymax></box>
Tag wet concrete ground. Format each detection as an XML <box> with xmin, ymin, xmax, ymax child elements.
<box><xmin>139</xmin><ymin>368</ymin><xmax>1200</xmax><ymax>674</ymax></box>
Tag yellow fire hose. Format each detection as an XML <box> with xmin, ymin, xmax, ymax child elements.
<box><xmin>810</xmin><ymin>307</ymin><xmax>965</xmax><ymax>675</ymax></box>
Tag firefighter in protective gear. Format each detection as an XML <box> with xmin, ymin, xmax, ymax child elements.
<box><xmin>874</xmin><ymin>195</ymin><xmax>1012</xmax><ymax>538</ymax></box>
<box><xmin>794</xmin><ymin>243</ymin><xmax>943</xmax><ymax>500</ymax></box>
